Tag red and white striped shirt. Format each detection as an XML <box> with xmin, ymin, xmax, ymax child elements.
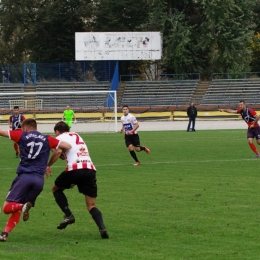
<box><xmin>56</xmin><ymin>132</ymin><xmax>96</xmax><ymax>171</ymax></box>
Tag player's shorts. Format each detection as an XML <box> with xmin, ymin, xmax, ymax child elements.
<box><xmin>124</xmin><ymin>133</ymin><xmax>140</xmax><ymax>147</ymax></box>
<box><xmin>65</xmin><ymin>121</ymin><xmax>72</xmax><ymax>128</ymax></box>
<box><xmin>55</xmin><ymin>168</ymin><xmax>97</xmax><ymax>197</ymax></box>
<box><xmin>247</xmin><ymin>126</ymin><xmax>260</xmax><ymax>139</ymax></box>
<box><xmin>6</xmin><ymin>173</ymin><xmax>44</xmax><ymax>205</ymax></box>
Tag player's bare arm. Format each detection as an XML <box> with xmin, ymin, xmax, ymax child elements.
<box><xmin>119</xmin><ymin>123</ymin><xmax>124</xmax><ymax>133</ymax></box>
<box><xmin>59</xmin><ymin>140</ymin><xmax>72</xmax><ymax>151</ymax></box>
<box><xmin>46</xmin><ymin>148</ymin><xmax>65</xmax><ymax>177</ymax></box>
<box><xmin>47</xmin><ymin>148</ymin><xmax>63</xmax><ymax>167</ymax></box>
<box><xmin>0</xmin><ymin>129</ymin><xmax>10</xmax><ymax>137</ymax></box>
<box><xmin>47</xmin><ymin>141</ymin><xmax>71</xmax><ymax>170</ymax></box>
<box><xmin>250</xmin><ymin>114</ymin><xmax>260</xmax><ymax>128</ymax></box>
<box><xmin>130</xmin><ymin>122</ymin><xmax>139</xmax><ymax>134</ymax></box>
<box><xmin>219</xmin><ymin>109</ymin><xmax>237</xmax><ymax>113</ymax></box>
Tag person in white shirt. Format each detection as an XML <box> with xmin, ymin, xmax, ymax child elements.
<box><xmin>120</xmin><ymin>105</ymin><xmax>150</xmax><ymax>166</ymax></box>
<box><xmin>46</xmin><ymin>121</ymin><xmax>109</xmax><ymax>239</ymax></box>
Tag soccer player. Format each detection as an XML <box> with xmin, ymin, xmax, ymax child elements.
<box><xmin>62</xmin><ymin>105</ymin><xmax>76</xmax><ymax>129</ymax></box>
<box><xmin>219</xmin><ymin>100</ymin><xmax>260</xmax><ymax>157</ymax></box>
<box><xmin>9</xmin><ymin>106</ymin><xmax>26</xmax><ymax>158</ymax></box>
<box><xmin>46</xmin><ymin>121</ymin><xmax>109</xmax><ymax>239</ymax></box>
<box><xmin>0</xmin><ymin>119</ymin><xmax>71</xmax><ymax>242</ymax></box>
<box><xmin>120</xmin><ymin>105</ymin><xmax>150</xmax><ymax>166</ymax></box>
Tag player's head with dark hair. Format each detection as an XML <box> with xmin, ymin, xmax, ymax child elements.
<box><xmin>21</xmin><ymin>119</ymin><xmax>37</xmax><ymax>131</ymax></box>
<box><xmin>13</xmin><ymin>106</ymin><xmax>20</xmax><ymax>115</ymax></box>
<box><xmin>54</xmin><ymin>121</ymin><xmax>70</xmax><ymax>135</ymax></box>
<box><xmin>122</xmin><ymin>105</ymin><xmax>129</xmax><ymax>116</ymax></box>
<box><xmin>239</xmin><ymin>100</ymin><xmax>246</xmax><ymax>110</ymax></box>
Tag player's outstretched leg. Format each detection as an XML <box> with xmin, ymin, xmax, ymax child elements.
<box><xmin>89</xmin><ymin>207</ymin><xmax>109</xmax><ymax>239</ymax></box>
<box><xmin>0</xmin><ymin>232</ymin><xmax>8</xmax><ymax>242</ymax></box>
<box><xmin>144</xmin><ymin>146</ymin><xmax>150</xmax><ymax>154</ymax></box>
<box><xmin>140</xmin><ymin>146</ymin><xmax>150</xmax><ymax>154</ymax></box>
<box><xmin>53</xmin><ymin>189</ymin><xmax>75</xmax><ymax>229</ymax></box>
<box><xmin>22</xmin><ymin>202</ymin><xmax>32</xmax><ymax>221</ymax></box>
<box><xmin>57</xmin><ymin>214</ymin><xmax>75</xmax><ymax>230</ymax></box>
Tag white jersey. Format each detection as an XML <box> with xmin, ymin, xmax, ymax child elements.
<box><xmin>56</xmin><ymin>132</ymin><xmax>96</xmax><ymax>171</ymax></box>
<box><xmin>120</xmin><ymin>113</ymin><xmax>138</xmax><ymax>134</ymax></box>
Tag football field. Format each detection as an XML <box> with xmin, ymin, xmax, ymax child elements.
<box><xmin>0</xmin><ymin>128</ymin><xmax>260</xmax><ymax>260</ymax></box>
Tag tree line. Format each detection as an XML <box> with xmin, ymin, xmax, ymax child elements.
<box><xmin>0</xmin><ymin>0</ymin><xmax>259</xmax><ymax>79</ymax></box>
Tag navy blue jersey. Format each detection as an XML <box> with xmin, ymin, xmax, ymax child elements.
<box><xmin>9</xmin><ymin>114</ymin><xmax>25</xmax><ymax>130</ymax></box>
<box><xmin>9</xmin><ymin>130</ymin><xmax>60</xmax><ymax>176</ymax></box>
<box><xmin>237</xmin><ymin>108</ymin><xmax>259</xmax><ymax>128</ymax></box>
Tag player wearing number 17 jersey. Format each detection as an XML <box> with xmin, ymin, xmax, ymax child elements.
<box><xmin>46</xmin><ymin>121</ymin><xmax>109</xmax><ymax>239</ymax></box>
<box><xmin>120</xmin><ymin>105</ymin><xmax>150</xmax><ymax>166</ymax></box>
<box><xmin>0</xmin><ymin>119</ymin><xmax>71</xmax><ymax>242</ymax></box>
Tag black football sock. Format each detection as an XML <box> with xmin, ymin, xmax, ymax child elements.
<box><xmin>90</xmin><ymin>207</ymin><xmax>106</xmax><ymax>230</ymax></box>
<box><xmin>130</xmin><ymin>150</ymin><xmax>139</xmax><ymax>162</ymax></box>
<box><xmin>140</xmin><ymin>146</ymin><xmax>145</xmax><ymax>151</ymax></box>
<box><xmin>53</xmin><ymin>190</ymin><xmax>72</xmax><ymax>217</ymax></box>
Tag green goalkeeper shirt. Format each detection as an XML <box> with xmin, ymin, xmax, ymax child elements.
<box><xmin>63</xmin><ymin>109</ymin><xmax>74</xmax><ymax>127</ymax></box>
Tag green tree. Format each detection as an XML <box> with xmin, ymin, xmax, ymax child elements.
<box><xmin>198</xmin><ymin>0</ymin><xmax>256</xmax><ymax>74</ymax></box>
<box><xmin>91</xmin><ymin>0</ymin><xmax>150</xmax><ymax>32</ymax></box>
<box><xmin>91</xmin><ymin>0</ymin><xmax>151</xmax><ymax>75</ymax></box>
<box><xmin>26</xmin><ymin>0</ymin><xmax>91</xmax><ymax>62</ymax></box>
<box><xmin>141</xmin><ymin>0</ymin><xmax>256</xmax><ymax>76</ymax></box>
<box><xmin>0</xmin><ymin>0</ymin><xmax>91</xmax><ymax>63</ymax></box>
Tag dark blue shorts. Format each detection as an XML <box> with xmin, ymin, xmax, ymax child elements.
<box><xmin>6</xmin><ymin>173</ymin><xmax>44</xmax><ymax>205</ymax></box>
<box><xmin>247</xmin><ymin>126</ymin><xmax>260</xmax><ymax>139</ymax></box>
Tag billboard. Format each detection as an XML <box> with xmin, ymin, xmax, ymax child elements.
<box><xmin>75</xmin><ymin>32</ymin><xmax>162</xmax><ymax>61</ymax></box>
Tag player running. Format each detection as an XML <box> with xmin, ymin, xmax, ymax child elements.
<box><xmin>120</xmin><ymin>105</ymin><xmax>150</xmax><ymax>166</ymax></box>
<box><xmin>219</xmin><ymin>100</ymin><xmax>260</xmax><ymax>157</ymax></box>
<box><xmin>46</xmin><ymin>121</ymin><xmax>109</xmax><ymax>239</ymax></box>
<box><xmin>0</xmin><ymin>119</ymin><xmax>71</xmax><ymax>242</ymax></box>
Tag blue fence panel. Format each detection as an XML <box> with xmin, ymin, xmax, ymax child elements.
<box><xmin>106</xmin><ymin>62</ymin><xmax>119</xmax><ymax>107</ymax></box>
<box><xmin>1</xmin><ymin>62</ymin><xmax>117</xmax><ymax>85</ymax></box>
<box><xmin>1</xmin><ymin>64</ymin><xmax>24</xmax><ymax>84</ymax></box>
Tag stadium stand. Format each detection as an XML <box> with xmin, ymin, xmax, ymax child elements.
<box><xmin>35</xmin><ymin>82</ymin><xmax>110</xmax><ymax>92</ymax></box>
<box><xmin>0</xmin><ymin>85</ymin><xmax>24</xmax><ymax>109</ymax></box>
<box><xmin>201</xmin><ymin>78</ymin><xmax>260</xmax><ymax>106</ymax></box>
<box><xmin>120</xmin><ymin>80</ymin><xmax>198</xmax><ymax>107</ymax></box>
<box><xmin>34</xmin><ymin>83</ymin><xmax>111</xmax><ymax>108</ymax></box>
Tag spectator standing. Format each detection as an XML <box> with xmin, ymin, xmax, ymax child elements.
<box><xmin>187</xmin><ymin>102</ymin><xmax>197</xmax><ymax>132</ymax></box>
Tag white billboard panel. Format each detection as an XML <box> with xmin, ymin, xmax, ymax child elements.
<box><xmin>75</xmin><ymin>32</ymin><xmax>162</xmax><ymax>60</ymax></box>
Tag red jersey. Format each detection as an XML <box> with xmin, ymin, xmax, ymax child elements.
<box><xmin>237</xmin><ymin>108</ymin><xmax>259</xmax><ymax>128</ymax></box>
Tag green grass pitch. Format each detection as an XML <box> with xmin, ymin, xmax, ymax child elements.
<box><xmin>0</xmin><ymin>129</ymin><xmax>260</xmax><ymax>260</ymax></box>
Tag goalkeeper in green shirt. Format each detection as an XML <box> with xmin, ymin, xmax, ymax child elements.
<box><xmin>62</xmin><ymin>105</ymin><xmax>76</xmax><ymax>129</ymax></box>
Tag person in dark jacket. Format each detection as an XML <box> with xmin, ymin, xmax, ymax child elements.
<box><xmin>187</xmin><ymin>102</ymin><xmax>197</xmax><ymax>132</ymax></box>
